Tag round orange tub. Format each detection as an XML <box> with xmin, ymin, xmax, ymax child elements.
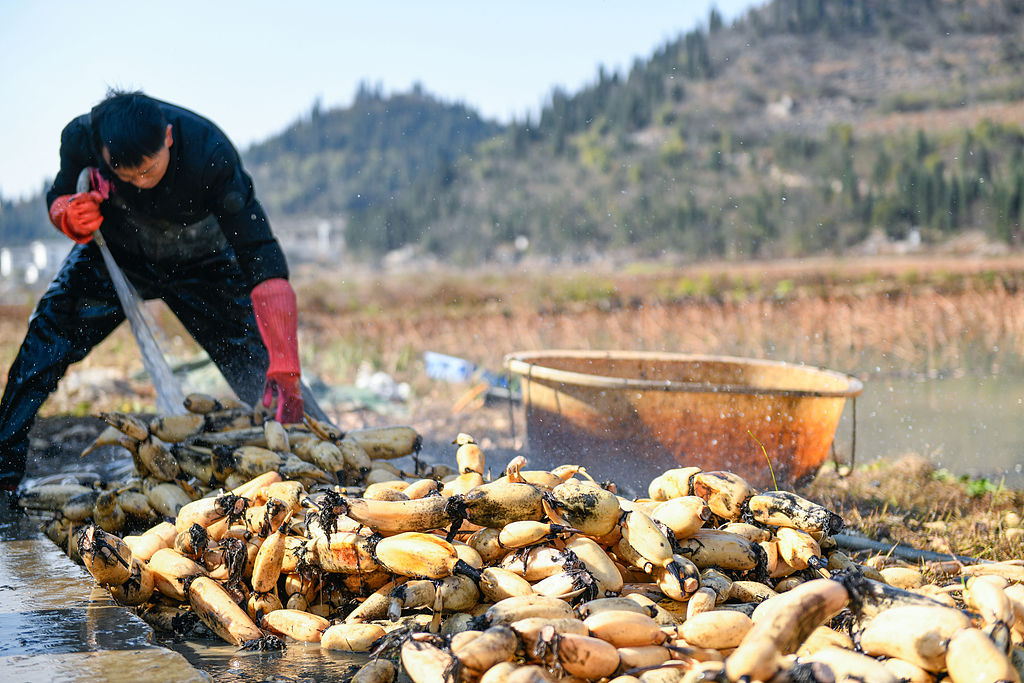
<box><xmin>504</xmin><ymin>350</ymin><xmax>863</xmax><ymax>492</ymax></box>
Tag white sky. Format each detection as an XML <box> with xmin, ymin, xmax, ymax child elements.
<box><xmin>0</xmin><ymin>0</ymin><xmax>762</xmax><ymax>201</ymax></box>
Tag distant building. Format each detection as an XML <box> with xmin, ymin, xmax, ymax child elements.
<box><xmin>275</xmin><ymin>216</ymin><xmax>347</xmax><ymax>264</ymax></box>
<box><xmin>0</xmin><ymin>228</ymin><xmax>336</xmax><ymax>303</ymax></box>
<box><xmin>31</xmin><ymin>241</ymin><xmax>47</xmax><ymax>270</ymax></box>
<box><xmin>0</xmin><ymin>239</ymin><xmax>73</xmax><ymax>299</ymax></box>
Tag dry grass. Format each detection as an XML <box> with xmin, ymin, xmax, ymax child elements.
<box><xmin>859</xmin><ymin>100</ymin><xmax>1024</xmax><ymax>137</ymax></box>
<box><xmin>805</xmin><ymin>455</ymin><xmax>1024</xmax><ymax>563</ymax></box>
<box><xmin>288</xmin><ymin>254</ymin><xmax>1024</xmax><ymax>392</ymax></box>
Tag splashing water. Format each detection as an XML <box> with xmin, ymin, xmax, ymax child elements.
<box><xmin>94</xmin><ymin>232</ymin><xmax>186</xmax><ymax>415</ymax></box>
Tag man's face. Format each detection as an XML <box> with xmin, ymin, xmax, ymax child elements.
<box><xmin>102</xmin><ymin>124</ymin><xmax>173</xmax><ymax>189</ymax></box>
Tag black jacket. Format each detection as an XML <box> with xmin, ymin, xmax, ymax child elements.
<box><xmin>46</xmin><ymin>99</ymin><xmax>287</xmax><ymax>287</ymax></box>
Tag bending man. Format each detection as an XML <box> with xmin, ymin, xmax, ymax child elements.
<box><xmin>0</xmin><ymin>90</ymin><xmax>326</xmax><ymax>490</ymax></box>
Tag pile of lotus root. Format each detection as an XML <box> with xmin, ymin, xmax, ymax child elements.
<box><xmin>17</xmin><ymin>392</ymin><xmax>1024</xmax><ymax>683</ymax></box>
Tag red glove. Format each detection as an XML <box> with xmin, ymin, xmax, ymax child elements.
<box><xmin>49</xmin><ymin>191</ymin><xmax>104</xmax><ymax>243</ymax></box>
<box><xmin>251</xmin><ymin>278</ymin><xmax>304</xmax><ymax>423</ymax></box>
<box><xmin>48</xmin><ymin>168</ymin><xmax>112</xmax><ymax>244</ymax></box>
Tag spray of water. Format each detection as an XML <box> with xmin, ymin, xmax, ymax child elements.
<box><xmin>93</xmin><ymin>233</ymin><xmax>186</xmax><ymax>415</ymax></box>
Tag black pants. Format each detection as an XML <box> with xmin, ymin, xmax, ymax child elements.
<box><xmin>0</xmin><ymin>242</ymin><xmax>325</xmax><ymax>488</ymax></box>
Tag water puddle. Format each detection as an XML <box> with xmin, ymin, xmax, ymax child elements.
<box><xmin>838</xmin><ymin>371</ymin><xmax>1024</xmax><ymax>487</ymax></box>
<box><xmin>162</xmin><ymin>636</ymin><xmax>368</xmax><ymax>682</ymax></box>
<box><xmin>0</xmin><ymin>607</ymin><xmax>153</xmax><ymax>656</ymax></box>
<box><xmin>0</xmin><ymin>501</ymin><xmax>205</xmax><ymax>681</ymax></box>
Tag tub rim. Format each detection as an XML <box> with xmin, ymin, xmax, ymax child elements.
<box><xmin>504</xmin><ymin>350</ymin><xmax>864</xmax><ymax>400</ymax></box>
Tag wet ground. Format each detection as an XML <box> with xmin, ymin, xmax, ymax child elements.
<box><xmin>0</xmin><ymin>494</ymin><xmax>211</xmax><ymax>682</ymax></box>
<box><xmin>165</xmin><ymin>638</ymin><xmax>369</xmax><ymax>682</ymax></box>
<box><xmin>2</xmin><ymin>408</ymin><xmax>514</xmax><ymax>682</ymax></box>
<box><xmin>0</xmin><ymin>490</ymin><xmax>380</xmax><ymax>682</ymax></box>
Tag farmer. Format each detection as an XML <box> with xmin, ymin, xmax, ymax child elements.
<box><xmin>0</xmin><ymin>89</ymin><xmax>326</xmax><ymax>491</ymax></box>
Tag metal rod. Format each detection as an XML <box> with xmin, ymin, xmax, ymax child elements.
<box><xmin>834</xmin><ymin>532</ymin><xmax>988</xmax><ymax>566</ymax></box>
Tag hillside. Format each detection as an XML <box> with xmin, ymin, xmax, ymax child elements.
<box><xmin>363</xmin><ymin>0</ymin><xmax>1024</xmax><ymax>261</ymax></box>
<box><xmin>245</xmin><ymin>84</ymin><xmax>502</xmax><ymax>240</ymax></box>
<box><xmin>3</xmin><ymin>0</ymin><xmax>1023</xmax><ymax>261</ymax></box>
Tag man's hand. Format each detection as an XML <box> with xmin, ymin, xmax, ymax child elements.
<box><xmin>48</xmin><ymin>168</ymin><xmax>113</xmax><ymax>244</ymax></box>
<box><xmin>263</xmin><ymin>371</ymin><xmax>304</xmax><ymax>423</ymax></box>
<box><xmin>49</xmin><ymin>191</ymin><xmax>105</xmax><ymax>243</ymax></box>
<box><xmin>251</xmin><ymin>278</ymin><xmax>305</xmax><ymax>424</ymax></box>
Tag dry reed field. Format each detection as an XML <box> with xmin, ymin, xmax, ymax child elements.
<box><xmin>291</xmin><ymin>253</ymin><xmax>1024</xmax><ymax>388</ymax></box>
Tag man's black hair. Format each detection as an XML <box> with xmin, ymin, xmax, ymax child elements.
<box><xmin>90</xmin><ymin>89</ymin><xmax>167</xmax><ymax>169</ymax></box>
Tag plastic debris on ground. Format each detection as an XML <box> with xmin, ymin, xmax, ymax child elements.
<box><xmin>423</xmin><ymin>351</ymin><xmax>520</xmax><ymax>411</ymax></box>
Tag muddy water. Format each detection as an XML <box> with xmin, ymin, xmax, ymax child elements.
<box><xmin>163</xmin><ymin>637</ymin><xmax>369</xmax><ymax>682</ymax></box>
<box><xmin>837</xmin><ymin>371</ymin><xmax>1024</xmax><ymax>487</ymax></box>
